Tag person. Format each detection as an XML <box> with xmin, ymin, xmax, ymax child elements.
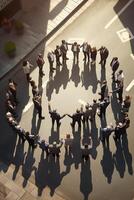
<box><xmin>30</xmin><ymin>80</ymin><xmax>39</xmax><ymax>97</ymax></box>
<box><xmin>80</xmin><ymin>42</ymin><xmax>91</xmax><ymax>62</ymax></box>
<box><xmin>116</xmin><ymin>70</ymin><xmax>124</xmax><ymax>87</ymax></box>
<box><xmin>14</xmin><ymin>125</ymin><xmax>26</xmax><ymax>142</ymax></box>
<box><xmin>36</xmin><ymin>53</ymin><xmax>45</xmax><ymax>77</ymax></box>
<box><xmin>6</xmin><ymin>100</ymin><xmax>17</xmax><ymax>117</ymax></box>
<box><xmin>47</xmin><ymin>51</ymin><xmax>56</xmax><ymax>73</ymax></box>
<box><xmin>81</xmin><ymin>137</ymin><xmax>92</xmax><ymax>162</ymax></box>
<box><xmin>8</xmin><ymin>79</ymin><xmax>18</xmax><ymax>103</ymax></box>
<box><xmin>121</xmin><ymin>95</ymin><xmax>131</xmax><ymax>113</ymax></box>
<box><xmin>6</xmin><ymin>112</ymin><xmax>18</xmax><ymax>128</ymax></box>
<box><xmin>48</xmin><ymin>140</ymin><xmax>63</xmax><ymax>158</ymax></box>
<box><xmin>38</xmin><ymin>139</ymin><xmax>49</xmax><ymax>156</ymax></box>
<box><xmin>98</xmin><ymin>96</ymin><xmax>110</xmax><ymax>119</ymax></box>
<box><xmin>22</xmin><ymin>60</ymin><xmax>33</xmax><ymax>82</ymax></box>
<box><xmin>54</xmin><ymin>45</ymin><xmax>62</xmax><ymax>67</ymax></box>
<box><xmin>91</xmin><ymin>99</ymin><xmax>99</xmax><ymax>120</ymax></box>
<box><xmin>91</xmin><ymin>47</ymin><xmax>97</xmax><ymax>64</ymax></box>
<box><xmin>67</xmin><ymin>108</ymin><xmax>83</xmax><ymax>128</ymax></box>
<box><xmin>98</xmin><ymin>80</ymin><xmax>108</xmax><ymax>101</ymax></box>
<box><xmin>64</xmin><ymin>134</ymin><xmax>73</xmax><ymax>154</ymax></box>
<box><xmin>82</xmin><ymin>104</ymin><xmax>93</xmax><ymax>124</ymax></box>
<box><xmin>123</xmin><ymin>113</ymin><xmax>130</xmax><ymax>129</ymax></box>
<box><xmin>60</xmin><ymin>40</ymin><xmax>69</xmax><ymax>63</ymax></box>
<box><xmin>112</xmin><ymin>81</ymin><xmax>124</xmax><ymax>103</ymax></box>
<box><xmin>25</xmin><ymin>132</ymin><xmax>38</xmax><ymax>149</ymax></box>
<box><xmin>48</xmin><ymin>104</ymin><xmax>66</xmax><ymax>127</ymax></box>
<box><xmin>71</xmin><ymin>42</ymin><xmax>80</xmax><ymax>62</ymax></box>
<box><xmin>98</xmin><ymin>46</ymin><xmax>109</xmax><ymax>67</ymax></box>
<box><xmin>110</xmin><ymin>57</ymin><xmax>119</xmax><ymax>79</ymax></box>
<box><xmin>32</xmin><ymin>94</ymin><xmax>45</xmax><ymax>119</ymax></box>
<box><xmin>113</xmin><ymin>122</ymin><xmax>126</xmax><ymax>142</ymax></box>
<box><xmin>100</xmin><ymin>124</ymin><xmax>115</xmax><ymax>147</ymax></box>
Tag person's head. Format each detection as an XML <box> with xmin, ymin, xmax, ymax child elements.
<box><xmin>85</xmin><ymin>104</ymin><xmax>89</xmax><ymax>109</ymax></box>
<box><xmin>30</xmin><ymin>80</ymin><xmax>35</xmax><ymax>86</ymax></box>
<box><xmin>23</xmin><ymin>60</ymin><xmax>27</xmax><ymax>66</ymax></box>
<box><xmin>93</xmin><ymin>99</ymin><xmax>97</xmax><ymax>103</ymax></box>
<box><xmin>62</xmin><ymin>40</ymin><xmax>65</xmax><ymax>44</ymax></box>
<box><xmin>38</xmin><ymin>53</ymin><xmax>42</xmax><ymax>58</ymax></box>
<box><xmin>119</xmin><ymin>70</ymin><xmax>123</xmax><ymax>74</ymax></box>
<box><xmin>74</xmin><ymin>42</ymin><xmax>77</xmax><ymax>45</ymax></box>
<box><xmin>6</xmin><ymin>112</ymin><xmax>12</xmax><ymax>118</ymax></box>
<box><xmin>76</xmin><ymin>109</ymin><xmax>80</xmax><ymax>113</ymax></box>
<box><xmin>103</xmin><ymin>80</ymin><xmax>107</xmax><ymax>84</ymax></box>
<box><xmin>125</xmin><ymin>95</ymin><xmax>131</xmax><ymax>101</ymax></box>
<box><xmin>84</xmin><ymin>144</ymin><xmax>88</xmax><ymax>148</ymax></box>
<box><xmin>53</xmin><ymin>141</ymin><xmax>57</xmax><ymax>146</ymax></box>
<box><xmin>25</xmin><ymin>132</ymin><xmax>30</xmax><ymax>137</ymax></box>
<box><xmin>56</xmin><ymin>45</ymin><xmax>59</xmax><ymax>49</ymax></box>
<box><xmin>114</xmin><ymin>57</ymin><xmax>118</xmax><ymax>60</ymax></box>
<box><xmin>53</xmin><ymin>109</ymin><xmax>57</xmax><ymax>113</ymax></box>
<box><xmin>66</xmin><ymin>134</ymin><xmax>70</xmax><ymax>139</ymax></box>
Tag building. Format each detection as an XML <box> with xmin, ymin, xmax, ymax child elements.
<box><xmin>0</xmin><ymin>0</ymin><xmax>21</xmax><ymax>24</ymax></box>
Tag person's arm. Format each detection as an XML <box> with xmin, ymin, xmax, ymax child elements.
<box><xmin>66</xmin><ymin>114</ymin><xmax>72</xmax><ymax>118</ymax></box>
<box><xmin>60</xmin><ymin>114</ymin><xmax>66</xmax><ymax>119</ymax></box>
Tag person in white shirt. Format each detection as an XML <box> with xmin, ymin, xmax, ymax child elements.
<box><xmin>22</xmin><ymin>60</ymin><xmax>33</xmax><ymax>82</ymax></box>
<box><xmin>71</xmin><ymin>42</ymin><xmax>80</xmax><ymax>63</ymax></box>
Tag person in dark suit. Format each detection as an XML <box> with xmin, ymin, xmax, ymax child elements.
<box><xmin>98</xmin><ymin>96</ymin><xmax>110</xmax><ymax>119</ymax></box>
<box><xmin>98</xmin><ymin>46</ymin><xmax>109</xmax><ymax>67</ymax></box>
<box><xmin>54</xmin><ymin>45</ymin><xmax>62</xmax><ymax>67</ymax></box>
<box><xmin>60</xmin><ymin>40</ymin><xmax>69</xmax><ymax>63</ymax></box>
<box><xmin>91</xmin><ymin>47</ymin><xmax>97</xmax><ymax>64</ymax></box>
<box><xmin>67</xmin><ymin>108</ymin><xmax>83</xmax><ymax>128</ymax></box>
<box><xmin>80</xmin><ymin>42</ymin><xmax>91</xmax><ymax>62</ymax></box>
<box><xmin>110</xmin><ymin>57</ymin><xmax>119</xmax><ymax>79</ymax></box>
<box><xmin>47</xmin><ymin>51</ymin><xmax>56</xmax><ymax>73</ymax></box>
<box><xmin>48</xmin><ymin>104</ymin><xmax>66</xmax><ymax>127</ymax></box>
<box><xmin>36</xmin><ymin>53</ymin><xmax>45</xmax><ymax>77</ymax></box>
<box><xmin>33</xmin><ymin>94</ymin><xmax>44</xmax><ymax>119</ymax></box>
<box><xmin>99</xmin><ymin>80</ymin><xmax>108</xmax><ymax>101</ymax></box>
<box><xmin>71</xmin><ymin>42</ymin><xmax>80</xmax><ymax>63</ymax></box>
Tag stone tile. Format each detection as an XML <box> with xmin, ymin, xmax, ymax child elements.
<box><xmin>5</xmin><ymin>181</ymin><xmax>25</xmax><ymax>198</ymax></box>
<box><xmin>0</xmin><ymin>174</ymin><xmax>9</xmax><ymax>185</ymax></box>
<box><xmin>19</xmin><ymin>192</ymin><xmax>36</xmax><ymax>200</ymax></box>
<box><xmin>5</xmin><ymin>191</ymin><xmax>19</xmax><ymax>200</ymax></box>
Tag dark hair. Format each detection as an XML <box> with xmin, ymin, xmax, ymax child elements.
<box><xmin>23</xmin><ymin>60</ymin><xmax>27</xmax><ymax>66</ymax></box>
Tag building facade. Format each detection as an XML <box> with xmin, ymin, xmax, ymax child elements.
<box><xmin>0</xmin><ymin>0</ymin><xmax>21</xmax><ymax>24</ymax></box>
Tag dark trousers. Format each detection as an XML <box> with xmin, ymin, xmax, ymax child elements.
<box><xmin>83</xmin><ymin>52</ymin><xmax>89</xmax><ymax>62</ymax></box>
<box><xmin>52</xmin><ymin>118</ymin><xmax>60</xmax><ymax>127</ymax></box>
<box><xmin>26</xmin><ymin>73</ymin><xmax>31</xmax><ymax>82</ymax></box>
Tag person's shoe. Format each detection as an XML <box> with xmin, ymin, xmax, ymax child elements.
<box><xmin>66</xmin><ymin>57</ymin><xmax>69</xmax><ymax>60</ymax></box>
<box><xmin>39</xmin><ymin>116</ymin><xmax>45</xmax><ymax>120</ymax></box>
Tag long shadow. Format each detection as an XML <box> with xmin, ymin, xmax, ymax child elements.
<box><xmin>81</xmin><ymin>61</ymin><xmax>98</xmax><ymax>92</ymax></box>
<box><xmin>46</xmin><ymin>63</ymin><xmax>69</xmax><ymax>100</ymax></box>
<box><xmin>49</xmin><ymin>126</ymin><xmax>60</xmax><ymax>144</ymax></box>
<box><xmin>113</xmin><ymin>140</ymin><xmax>126</xmax><ymax>178</ymax></box>
<box><xmin>80</xmin><ymin>161</ymin><xmax>93</xmax><ymax>200</ymax></box>
<box><xmin>81</xmin><ymin>61</ymin><xmax>90</xmax><ymax>90</ymax></box>
<box><xmin>34</xmin><ymin>153</ymin><xmax>49</xmax><ymax>196</ymax></box>
<box><xmin>70</xmin><ymin>60</ymin><xmax>80</xmax><ymax>87</ymax></box>
<box><xmin>101</xmin><ymin>146</ymin><xmax>114</xmax><ymax>184</ymax></box>
<box><xmin>90</xmin><ymin>121</ymin><xmax>99</xmax><ymax>160</ymax></box>
<box><xmin>31</xmin><ymin>108</ymin><xmax>42</xmax><ymax>135</ymax></box>
<box><xmin>82</xmin><ymin>122</ymin><xmax>91</xmax><ymax>145</ymax></box>
<box><xmin>12</xmin><ymin>138</ymin><xmax>26</xmax><ymax>180</ymax></box>
<box><xmin>122</xmin><ymin>133</ymin><xmax>133</xmax><ymax>175</ymax></box>
<box><xmin>47</xmin><ymin>158</ymin><xmax>69</xmax><ymax>197</ymax></box>
<box><xmin>72</xmin><ymin>127</ymin><xmax>81</xmax><ymax>169</ymax></box>
<box><xmin>22</xmin><ymin>147</ymin><xmax>35</xmax><ymax>187</ymax></box>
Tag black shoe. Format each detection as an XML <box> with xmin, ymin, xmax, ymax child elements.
<box><xmin>39</xmin><ymin>116</ymin><xmax>45</xmax><ymax>120</ymax></box>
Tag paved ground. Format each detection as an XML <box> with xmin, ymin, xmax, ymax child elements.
<box><xmin>0</xmin><ymin>0</ymin><xmax>134</xmax><ymax>199</ymax></box>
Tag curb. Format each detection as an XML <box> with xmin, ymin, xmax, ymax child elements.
<box><xmin>0</xmin><ymin>0</ymin><xmax>88</xmax><ymax>81</ymax></box>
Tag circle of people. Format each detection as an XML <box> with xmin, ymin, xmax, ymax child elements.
<box><xmin>5</xmin><ymin>40</ymin><xmax>131</xmax><ymax>162</ymax></box>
